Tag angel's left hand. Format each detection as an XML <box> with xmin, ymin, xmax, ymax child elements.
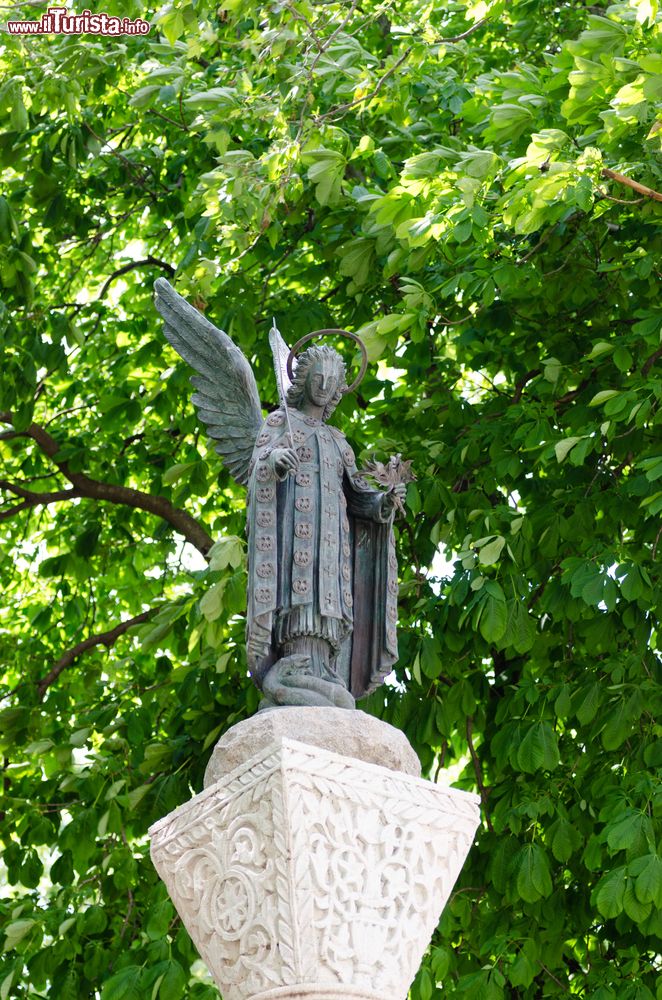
<box><xmin>382</xmin><ymin>482</ymin><xmax>407</xmax><ymax>511</ymax></box>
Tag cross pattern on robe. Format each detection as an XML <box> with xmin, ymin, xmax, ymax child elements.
<box><xmin>323</xmin><ymin>454</ymin><xmax>334</xmax><ymax>469</ymax></box>
<box><xmin>325</xmin><ymin>505</ymin><xmax>336</xmax><ymax>520</ymax></box>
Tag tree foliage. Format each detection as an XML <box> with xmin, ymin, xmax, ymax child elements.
<box><xmin>1</xmin><ymin>0</ymin><xmax>661</xmax><ymax>997</ymax></box>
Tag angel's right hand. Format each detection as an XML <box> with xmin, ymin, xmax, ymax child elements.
<box><xmin>270</xmin><ymin>447</ymin><xmax>299</xmax><ymax>478</ymax></box>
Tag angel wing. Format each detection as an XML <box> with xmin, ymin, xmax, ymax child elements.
<box><xmin>154</xmin><ymin>278</ymin><xmax>263</xmax><ymax>486</ymax></box>
<box><xmin>268</xmin><ymin>318</ymin><xmax>293</xmax><ymax>407</ymax></box>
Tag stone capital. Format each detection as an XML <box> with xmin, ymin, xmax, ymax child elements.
<box><xmin>150</xmin><ymin>738</ymin><xmax>480</xmax><ymax>1000</ymax></box>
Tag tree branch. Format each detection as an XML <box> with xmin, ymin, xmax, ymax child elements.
<box><xmin>517</xmin><ymin>228</ymin><xmax>556</xmax><ymax>264</ymax></box>
<box><xmin>0</xmin><ymin>479</ymin><xmax>79</xmax><ymax>502</ymax></box>
<box><xmin>596</xmin><ymin>187</ymin><xmax>645</xmax><ymax>205</ymax></box>
<box><xmin>318</xmin><ymin>15</ymin><xmax>489</xmax><ymax>120</ymax></box>
<box><xmin>554</xmin><ymin>372</ymin><xmax>595</xmax><ymax>409</ymax></box>
<box><xmin>148</xmin><ymin>108</ymin><xmax>190</xmax><ymax>133</ymax></box>
<box><xmin>0</xmin><ymin>416</ymin><xmax>214</xmax><ymax>555</ymax></box>
<box><xmin>437</xmin><ymin>304</ymin><xmax>485</xmax><ymax>327</ymax></box>
<box><xmin>434</xmin><ymin>16</ymin><xmax>489</xmax><ymax>44</ymax></box>
<box><xmin>97</xmin><ymin>256</ymin><xmax>175</xmax><ymax>302</ymax></box>
<box><xmin>642</xmin><ymin>345</ymin><xmax>662</xmax><ymax>377</ymax></box>
<box><xmin>317</xmin><ymin>45</ymin><xmax>413</xmax><ymax>120</ymax></box>
<box><xmin>601</xmin><ymin>167</ymin><xmax>662</xmax><ymax>203</ymax></box>
<box><xmin>293</xmin><ymin>0</ymin><xmax>361</xmax><ymax>142</ymax></box>
<box><xmin>0</xmin><ymin>480</ymin><xmax>80</xmax><ymax>521</ymax></box>
<box><xmin>285</xmin><ymin>0</ymin><xmax>324</xmax><ymax>51</ymax></box>
<box><xmin>528</xmin><ymin>562</ymin><xmax>560</xmax><ymax>609</ymax></box>
<box><xmin>512</xmin><ymin>368</ymin><xmax>541</xmax><ymax>403</ymax></box>
<box><xmin>540</xmin><ymin>962</ymin><xmax>568</xmax><ymax>992</ymax></box>
<box><xmin>37</xmin><ymin>610</ymin><xmax>154</xmax><ymax>699</ymax></box>
<box><xmin>0</xmin><ymin>499</ymin><xmax>36</xmax><ymax>521</ymax></box>
<box><xmin>83</xmin><ymin>122</ymin><xmax>169</xmax><ymax>200</ymax></box>
<box><xmin>466</xmin><ymin>715</ymin><xmax>494</xmax><ymax>833</ymax></box>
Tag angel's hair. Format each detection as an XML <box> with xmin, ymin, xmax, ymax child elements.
<box><xmin>286</xmin><ymin>345</ymin><xmax>347</xmax><ymax>419</ymax></box>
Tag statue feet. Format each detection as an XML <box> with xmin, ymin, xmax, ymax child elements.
<box><xmin>260</xmin><ymin>654</ymin><xmax>355</xmax><ymax>710</ymax></box>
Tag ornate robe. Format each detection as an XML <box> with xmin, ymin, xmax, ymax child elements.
<box><xmin>245</xmin><ymin>406</ymin><xmax>398</xmax><ymax>699</ymax></box>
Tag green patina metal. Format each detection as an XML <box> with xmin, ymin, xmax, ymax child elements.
<box><xmin>154</xmin><ymin>278</ymin><xmax>406</xmax><ymax>709</ymax></box>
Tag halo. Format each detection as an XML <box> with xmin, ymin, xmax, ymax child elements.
<box><xmin>286</xmin><ymin>328</ymin><xmax>368</xmax><ymax>394</ymax></box>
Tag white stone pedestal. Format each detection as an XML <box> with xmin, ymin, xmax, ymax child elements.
<box><xmin>149</xmin><ymin>738</ymin><xmax>480</xmax><ymax>1000</ymax></box>
<box><xmin>204</xmin><ymin>707</ymin><xmax>422</xmax><ymax>784</ymax></box>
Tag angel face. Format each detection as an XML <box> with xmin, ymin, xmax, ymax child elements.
<box><xmin>305</xmin><ymin>358</ymin><xmax>340</xmax><ymax>408</ymax></box>
<box><xmin>286</xmin><ymin>345</ymin><xmax>347</xmax><ymax>419</ymax></box>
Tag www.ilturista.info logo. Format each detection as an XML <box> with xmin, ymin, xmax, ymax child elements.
<box><xmin>7</xmin><ymin>6</ymin><xmax>151</xmax><ymax>35</ymax></box>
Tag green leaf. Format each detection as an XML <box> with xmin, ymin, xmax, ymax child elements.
<box><xmin>509</xmin><ymin>948</ymin><xmax>537</xmax><ymax>988</ymax></box>
<box><xmin>633</xmin><ymin>854</ymin><xmax>662</xmax><ymax>907</ymax></box>
<box><xmin>516</xmin><ymin>844</ymin><xmax>553</xmax><ymax>903</ymax></box>
<box><xmin>307</xmin><ymin>150</ymin><xmax>346</xmax><ymax>206</ymax></box>
<box><xmin>478</xmin><ymin>535</ymin><xmax>505</xmax><ymax>565</ymax></box>
<box><xmin>613</xmin><ymin>346</ymin><xmax>632</xmax><ymax>372</ymax></box>
<box><xmin>577</xmin><ymin>683</ymin><xmax>601</xmax><ymax>725</ymax></box>
<box><xmin>159</xmin><ymin>10</ymin><xmax>185</xmax><ymax>45</ymax></box>
<box><xmin>126</xmin><ymin>784</ymin><xmax>151</xmax><ymax>811</ymax></box>
<box><xmin>208</xmin><ymin>535</ymin><xmax>245</xmax><ymax>571</ymax></box>
<box><xmin>156</xmin><ymin>959</ymin><xmax>186</xmax><ymax>1000</ymax></box>
<box><xmin>430</xmin><ymin>945</ymin><xmax>451</xmax><ymax>980</ymax></box>
<box><xmin>517</xmin><ymin>721</ymin><xmax>560</xmax><ymax>773</ymax></box>
<box><xmin>416</xmin><ymin>966</ymin><xmax>433</xmax><ymax>1000</ymax></box>
<box><xmin>102</xmin><ymin>967</ymin><xmax>142</xmax><ymax>1000</ymax></box>
<box><xmin>1</xmin><ymin>972</ymin><xmax>15</xmax><ymax>1000</ymax></box>
<box><xmin>589</xmin><ymin>390</ymin><xmax>620</xmax><ymax>407</ymax></box>
<box><xmin>338</xmin><ymin>238</ymin><xmax>374</xmax><ymax>286</ymax></box>
<box><xmin>550</xmin><ymin>817</ymin><xmax>579</xmax><ymax>863</ymax></box>
<box><xmin>420</xmin><ymin>636</ymin><xmax>441</xmax><ymax>679</ymax></box>
<box><xmin>146</xmin><ymin>901</ymin><xmax>173</xmax><ymax>941</ymax></box>
<box><xmin>568</xmin><ymin>436</ymin><xmax>592</xmax><ymax>467</ymax></box>
<box><xmin>3</xmin><ymin>919</ymin><xmax>35</xmax><ymax>952</ymax></box>
<box><xmin>129</xmin><ymin>85</ymin><xmax>161</xmax><ymax>109</ymax></box>
<box><xmin>10</xmin><ymin>93</ymin><xmax>28</xmax><ymax>131</ymax></box>
<box><xmin>505</xmin><ymin>599</ymin><xmax>536</xmax><ymax>654</ymax></box>
<box><xmin>141</xmin><ymin>620</ymin><xmax>174</xmax><ymax>650</ymax></box>
<box><xmin>163</xmin><ymin>462</ymin><xmax>197</xmax><ymax>486</ymax></box>
<box><xmin>601</xmin><ymin>701</ymin><xmax>633</xmax><ymax>751</ymax></box>
<box><xmin>479</xmin><ymin>594</ymin><xmax>508</xmax><ymax>642</ymax></box>
<box><xmin>543</xmin><ymin>357</ymin><xmax>562</xmax><ymax>383</ymax></box>
<box><xmin>595</xmin><ymin>867</ymin><xmax>626</xmax><ymax>918</ymax></box>
<box><xmin>606</xmin><ymin>811</ymin><xmax>650</xmax><ymax>853</ymax></box>
<box><xmin>554</xmin><ymin>684</ymin><xmax>572</xmax><ymax>718</ymax></box>
<box><xmin>20</xmin><ymin>849</ymin><xmax>43</xmax><ymax>888</ymax></box>
<box><xmin>70</xmin><ymin>727</ymin><xmax>90</xmax><ymax>747</ymax></box>
<box><xmin>199</xmin><ymin>581</ymin><xmax>226</xmax><ymax>622</ymax></box>
<box><xmin>619</xmin><ymin>565</ymin><xmax>645</xmax><ymax>601</ymax></box>
<box><xmin>588</xmin><ymin>341</ymin><xmax>615</xmax><ymax>359</ymax></box>
<box><xmin>83</xmin><ymin>905</ymin><xmax>107</xmax><ymax>935</ymax></box>
<box><xmin>555</xmin><ymin>436</ymin><xmax>582</xmax><ymax>463</ymax></box>
<box><xmin>485</xmin><ymin>102</ymin><xmax>534</xmax><ymax>144</ymax></box>
<box><xmin>622</xmin><ymin>877</ymin><xmax>651</xmax><ymax>922</ymax></box>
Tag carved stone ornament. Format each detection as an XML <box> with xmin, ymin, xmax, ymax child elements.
<box><xmin>149</xmin><ymin>738</ymin><xmax>480</xmax><ymax>1000</ymax></box>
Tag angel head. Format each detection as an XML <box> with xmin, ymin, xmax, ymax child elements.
<box><xmin>286</xmin><ymin>345</ymin><xmax>347</xmax><ymax>419</ymax></box>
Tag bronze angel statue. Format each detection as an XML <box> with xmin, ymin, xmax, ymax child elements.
<box><xmin>154</xmin><ymin>279</ymin><xmax>407</xmax><ymax>710</ymax></box>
